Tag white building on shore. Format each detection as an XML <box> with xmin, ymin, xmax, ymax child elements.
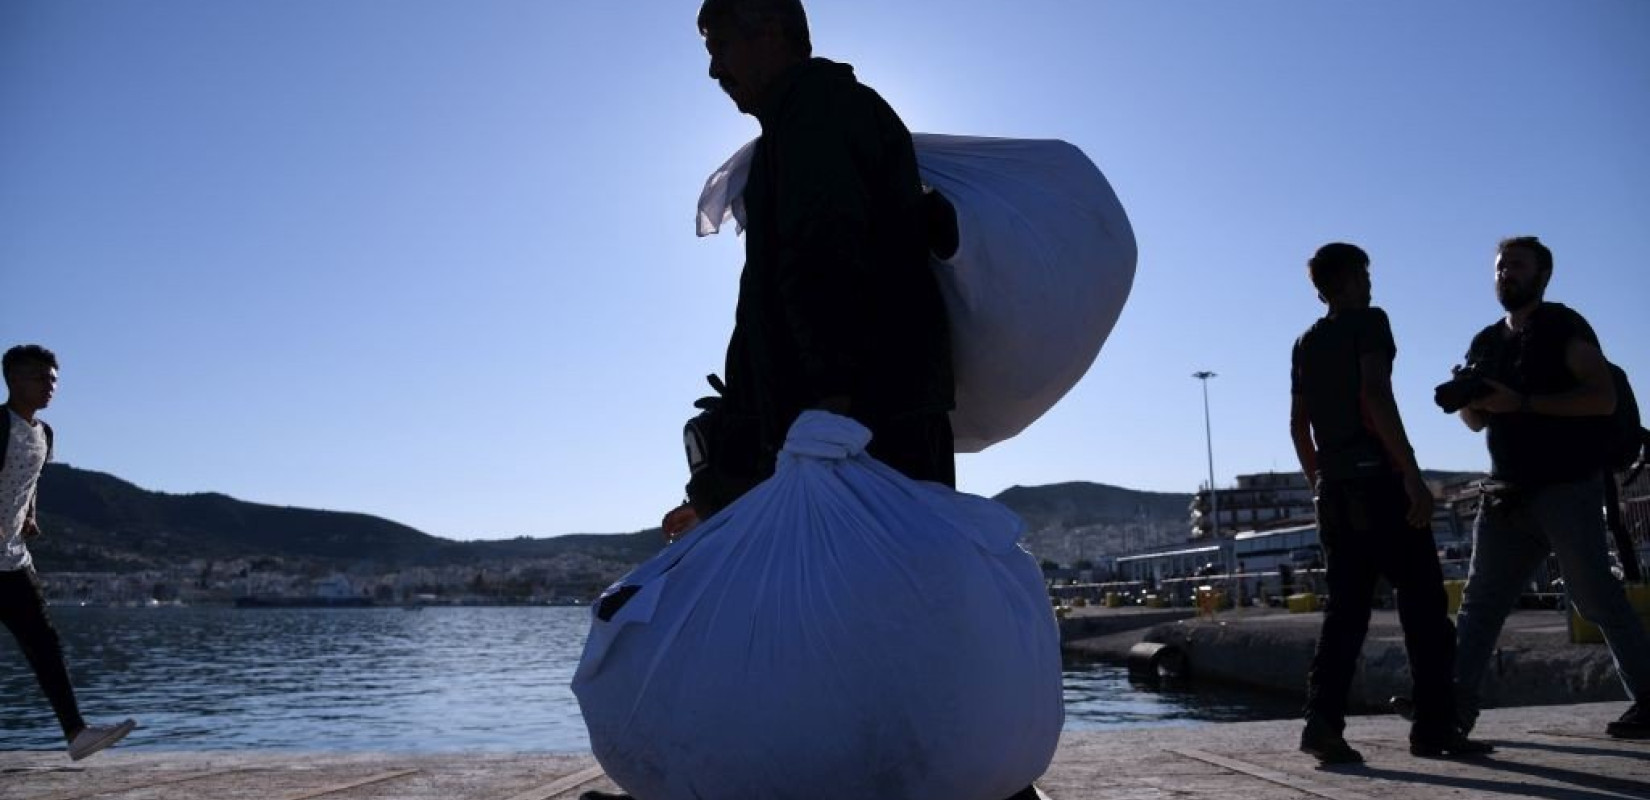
<box><xmin>1190</xmin><ymin>471</ymin><xmax>1314</xmax><ymax>540</ymax></box>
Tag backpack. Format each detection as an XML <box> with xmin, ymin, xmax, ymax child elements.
<box><xmin>1605</xmin><ymin>363</ymin><xmax>1648</xmax><ymax>473</ymax></box>
<box><xmin>1603</xmin><ymin>364</ymin><xmax>1647</xmax><ymax>582</ymax></box>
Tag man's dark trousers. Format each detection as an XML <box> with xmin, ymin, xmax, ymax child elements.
<box><xmin>0</xmin><ymin>567</ymin><xmax>85</xmax><ymax>738</ymax></box>
<box><xmin>1305</xmin><ymin>473</ymin><xmax>1457</xmax><ymax>740</ymax></box>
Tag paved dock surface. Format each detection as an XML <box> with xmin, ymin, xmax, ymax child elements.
<box><xmin>3</xmin><ymin>702</ymin><xmax>1645</xmax><ymax>799</ymax></box>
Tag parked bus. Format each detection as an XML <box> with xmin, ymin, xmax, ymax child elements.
<box><xmin>1113</xmin><ymin>544</ymin><xmax>1226</xmax><ymax>584</ymax></box>
<box><xmin>1232</xmin><ymin>523</ymin><xmax>1320</xmax><ymax>574</ymax></box>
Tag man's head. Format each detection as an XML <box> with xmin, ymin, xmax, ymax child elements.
<box><xmin>1494</xmin><ymin>236</ymin><xmax>1552</xmax><ymax>313</ymax></box>
<box><xmin>3</xmin><ymin>344</ymin><xmax>58</xmax><ymax>415</ymax></box>
<box><xmin>698</xmin><ymin>0</ymin><xmax>810</xmax><ymax>115</ymax></box>
<box><xmin>1307</xmin><ymin>242</ymin><xmax>1372</xmax><ymax>310</ymax></box>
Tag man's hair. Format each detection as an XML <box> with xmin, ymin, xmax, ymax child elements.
<box><xmin>1307</xmin><ymin>242</ymin><xmax>1369</xmax><ymax>297</ymax></box>
<box><xmin>3</xmin><ymin>344</ymin><xmax>57</xmax><ymax>379</ymax></box>
<box><xmin>697</xmin><ymin>0</ymin><xmax>812</xmax><ymax>57</ymax></box>
<box><xmin>1497</xmin><ymin>235</ymin><xmax>1553</xmax><ymax>275</ymax></box>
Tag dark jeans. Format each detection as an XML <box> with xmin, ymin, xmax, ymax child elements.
<box><xmin>1305</xmin><ymin>474</ymin><xmax>1456</xmax><ymax>741</ymax></box>
<box><xmin>0</xmin><ymin>567</ymin><xmax>84</xmax><ymax>739</ymax></box>
<box><xmin>1456</xmin><ymin>476</ymin><xmax>1650</xmax><ymax>731</ymax></box>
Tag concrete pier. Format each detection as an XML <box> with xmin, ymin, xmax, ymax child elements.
<box><xmin>3</xmin><ymin>606</ymin><xmax>1641</xmax><ymax>799</ymax></box>
<box><xmin>1063</xmin><ymin>606</ymin><xmax>1630</xmax><ymax>711</ymax></box>
<box><xmin>2</xmin><ymin>702</ymin><xmax>1645</xmax><ymax>799</ymax></box>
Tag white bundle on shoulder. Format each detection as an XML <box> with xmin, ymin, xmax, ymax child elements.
<box><xmin>573</xmin><ymin>411</ymin><xmax>1064</xmax><ymax>800</ymax></box>
<box><xmin>697</xmin><ymin>134</ymin><xmax>1137</xmax><ymax>452</ymax></box>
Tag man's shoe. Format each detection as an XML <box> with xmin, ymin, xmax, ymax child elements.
<box><xmin>1607</xmin><ymin>702</ymin><xmax>1650</xmax><ymax>739</ymax></box>
<box><xmin>1391</xmin><ymin>694</ymin><xmax>1478</xmax><ymax>735</ymax></box>
<box><xmin>1300</xmin><ymin>724</ymin><xmax>1364</xmax><ymax>764</ymax></box>
<box><xmin>68</xmin><ymin>719</ymin><xmax>136</xmax><ymax>761</ymax></box>
<box><xmin>1410</xmin><ymin>732</ymin><xmax>1494</xmax><ymax>758</ymax></box>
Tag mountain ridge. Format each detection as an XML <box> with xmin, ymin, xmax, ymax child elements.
<box><xmin>30</xmin><ymin>463</ymin><xmax>1483</xmax><ymax>577</ymax></box>
<box><xmin>32</xmin><ymin>463</ymin><xmax>665</xmax><ymax>573</ymax></box>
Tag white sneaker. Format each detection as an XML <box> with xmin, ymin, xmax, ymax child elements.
<box><xmin>68</xmin><ymin>719</ymin><xmax>137</xmax><ymax>761</ymax></box>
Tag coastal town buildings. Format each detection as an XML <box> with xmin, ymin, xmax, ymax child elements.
<box><xmin>1189</xmin><ymin>471</ymin><xmax>1314</xmax><ymax>540</ymax></box>
<box><xmin>36</xmin><ymin>555</ymin><xmax>619</xmax><ymax>608</ymax></box>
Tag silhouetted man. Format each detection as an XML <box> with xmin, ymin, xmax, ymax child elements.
<box><xmin>1289</xmin><ymin>244</ymin><xmax>1490</xmax><ymax>763</ymax></box>
<box><xmin>662</xmin><ymin>0</ymin><xmax>955</xmax><ymax>539</ymax></box>
<box><xmin>603</xmin><ymin>4</ymin><xmax>1042</xmax><ymax>799</ymax></box>
<box><xmin>1452</xmin><ymin>236</ymin><xmax>1650</xmax><ymax>739</ymax></box>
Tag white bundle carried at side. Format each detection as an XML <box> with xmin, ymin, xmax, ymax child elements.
<box><xmin>572</xmin><ymin>411</ymin><xmax>1064</xmax><ymax>800</ymax></box>
<box><xmin>697</xmin><ymin>134</ymin><xmax>1137</xmax><ymax>452</ymax></box>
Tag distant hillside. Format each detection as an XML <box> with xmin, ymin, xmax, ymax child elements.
<box><xmin>990</xmin><ymin>471</ymin><xmax>1485</xmax><ymax>567</ymax></box>
<box><xmin>33</xmin><ymin>465</ymin><xmax>1200</xmax><ymax>573</ymax></box>
<box><xmin>992</xmin><ymin>481</ymin><xmax>1193</xmax><ymax>565</ymax></box>
<box><xmin>29</xmin><ymin>463</ymin><xmax>1487</xmax><ymax>576</ymax></box>
<box><xmin>35</xmin><ymin>465</ymin><xmax>442</xmax><ymax>570</ymax></box>
<box><xmin>31</xmin><ymin>464</ymin><xmax>662</xmax><ymax>573</ymax></box>
<box><xmin>994</xmin><ymin>481</ymin><xmax>1193</xmax><ymax>529</ymax></box>
<box><xmin>448</xmin><ymin>530</ymin><xmax>663</xmax><ymax>567</ymax></box>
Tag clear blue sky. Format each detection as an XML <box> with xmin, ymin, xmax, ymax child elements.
<box><xmin>3</xmin><ymin>1</ymin><xmax>1647</xmax><ymax>540</ymax></box>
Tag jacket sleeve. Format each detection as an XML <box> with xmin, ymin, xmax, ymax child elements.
<box><xmin>768</xmin><ymin>91</ymin><xmax>878</xmax><ymax>405</ymax></box>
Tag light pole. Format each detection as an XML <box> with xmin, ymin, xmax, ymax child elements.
<box><xmin>1192</xmin><ymin>371</ymin><xmax>1224</xmax><ymax>569</ymax></box>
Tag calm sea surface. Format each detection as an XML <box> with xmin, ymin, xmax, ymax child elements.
<box><xmin>0</xmin><ymin>607</ymin><xmax>1296</xmax><ymax>753</ymax></box>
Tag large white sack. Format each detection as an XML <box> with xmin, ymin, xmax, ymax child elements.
<box><xmin>697</xmin><ymin>134</ymin><xmax>1137</xmax><ymax>453</ymax></box>
<box><xmin>573</xmin><ymin>411</ymin><xmax>1064</xmax><ymax>800</ymax></box>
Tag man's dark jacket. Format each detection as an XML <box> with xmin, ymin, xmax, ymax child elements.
<box><xmin>721</xmin><ymin>58</ymin><xmax>954</xmax><ymax>465</ymax></box>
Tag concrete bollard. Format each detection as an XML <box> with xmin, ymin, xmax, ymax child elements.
<box><xmin>1195</xmin><ymin>586</ymin><xmax>1223</xmax><ymax>618</ymax></box>
<box><xmin>1445</xmin><ymin>579</ymin><xmax>1466</xmax><ymax>617</ymax></box>
<box><xmin>1127</xmin><ymin>641</ymin><xmax>1188</xmax><ymax>681</ymax></box>
<box><xmin>1569</xmin><ymin>583</ymin><xmax>1650</xmax><ymax>644</ymax></box>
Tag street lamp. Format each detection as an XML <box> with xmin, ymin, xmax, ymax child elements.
<box><xmin>1192</xmin><ymin>370</ymin><xmax>1222</xmax><ymax>551</ymax></box>
<box><xmin>1192</xmin><ymin>369</ymin><xmax>1240</xmax><ymax>606</ymax></box>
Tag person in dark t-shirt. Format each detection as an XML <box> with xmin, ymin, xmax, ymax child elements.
<box><xmin>1289</xmin><ymin>243</ymin><xmax>1490</xmax><ymax>763</ymax></box>
<box><xmin>1452</xmin><ymin>236</ymin><xmax>1650</xmax><ymax>740</ymax></box>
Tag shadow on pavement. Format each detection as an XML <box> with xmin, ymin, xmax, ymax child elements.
<box><xmin>1347</xmin><ymin>754</ymin><xmax>1650</xmax><ymax>800</ymax></box>
<box><xmin>1491</xmin><ymin>739</ymin><xmax>1650</xmax><ymax>761</ymax></box>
